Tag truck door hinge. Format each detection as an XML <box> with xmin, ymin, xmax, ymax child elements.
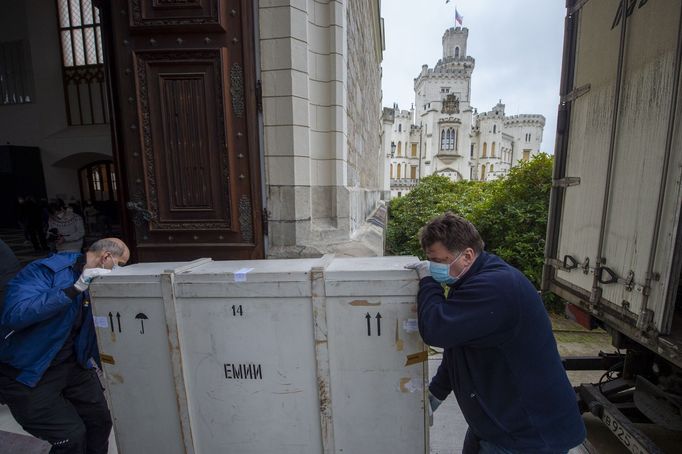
<box><xmin>637</xmin><ymin>309</ymin><xmax>654</xmax><ymax>331</ymax></box>
<box><xmin>560</xmin><ymin>84</ymin><xmax>591</xmax><ymax>104</ymax></box>
<box><xmin>552</xmin><ymin>177</ymin><xmax>581</xmax><ymax>188</ymax></box>
<box><xmin>568</xmin><ymin>0</ymin><xmax>592</xmax><ymax>15</ymax></box>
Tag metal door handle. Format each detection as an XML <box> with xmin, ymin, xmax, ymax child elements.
<box><xmin>597</xmin><ymin>266</ymin><xmax>619</xmax><ymax>285</ymax></box>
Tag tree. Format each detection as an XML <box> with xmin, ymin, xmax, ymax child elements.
<box><xmin>386</xmin><ymin>175</ymin><xmax>489</xmax><ymax>257</ymax></box>
<box><xmin>474</xmin><ymin>154</ymin><xmax>553</xmax><ymax>288</ymax></box>
<box><xmin>387</xmin><ymin>154</ymin><xmax>556</xmax><ymax>307</ymax></box>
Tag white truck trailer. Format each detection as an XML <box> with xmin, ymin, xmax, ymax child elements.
<box><xmin>543</xmin><ymin>0</ymin><xmax>682</xmax><ymax>452</ymax></box>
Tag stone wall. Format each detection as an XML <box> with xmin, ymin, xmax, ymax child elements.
<box><xmin>259</xmin><ymin>0</ymin><xmax>386</xmax><ymax>257</ymax></box>
<box><xmin>346</xmin><ymin>0</ymin><xmax>383</xmax><ymax>191</ymax></box>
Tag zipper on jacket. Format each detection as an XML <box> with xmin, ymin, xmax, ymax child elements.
<box><xmin>470</xmin><ymin>392</ymin><xmax>513</xmax><ymax>436</ymax></box>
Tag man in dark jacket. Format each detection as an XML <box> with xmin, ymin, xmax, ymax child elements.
<box><xmin>0</xmin><ymin>238</ymin><xmax>129</xmax><ymax>454</ymax></box>
<box><xmin>406</xmin><ymin>213</ymin><xmax>585</xmax><ymax>454</ymax></box>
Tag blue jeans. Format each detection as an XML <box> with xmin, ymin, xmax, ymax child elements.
<box><xmin>464</xmin><ymin>428</ymin><xmax>569</xmax><ymax>454</ymax></box>
<box><xmin>480</xmin><ymin>440</ymin><xmax>568</xmax><ymax>454</ymax></box>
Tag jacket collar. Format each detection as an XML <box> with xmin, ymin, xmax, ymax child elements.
<box><xmin>449</xmin><ymin>251</ymin><xmax>489</xmax><ymax>289</ymax></box>
<box><xmin>39</xmin><ymin>252</ymin><xmax>82</xmax><ymax>273</ymax></box>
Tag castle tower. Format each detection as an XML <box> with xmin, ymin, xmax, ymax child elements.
<box><xmin>414</xmin><ymin>27</ymin><xmax>475</xmax><ymax>120</ymax></box>
<box><xmin>443</xmin><ymin>26</ymin><xmax>468</xmax><ymax>59</ymax></box>
<box><xmin>412</xmin><ymin>27</ymin><xmax>476</xmax><ymax>183</ymax></box>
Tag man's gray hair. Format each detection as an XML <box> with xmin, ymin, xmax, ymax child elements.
<box><xmin>89</xmin><ymin>239</ymin><xmax>125</xmax><ymax>258</ymax></box>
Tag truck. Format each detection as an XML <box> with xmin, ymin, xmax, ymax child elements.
<box><xmin>542</xmin><ymin>0</ymin><xmax>682</xmax><ymax>452</ymax></box>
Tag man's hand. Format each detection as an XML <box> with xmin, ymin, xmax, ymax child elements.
<box><xmin>74</xmin><ymin>268</ymin><xmax>112</xmax><ymax>292</ymax></box>
<box><xmin>405</xmin><ymin>261</ymin><xmax>431</xmax><ymax>280</ymax></box>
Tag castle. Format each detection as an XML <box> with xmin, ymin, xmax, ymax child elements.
<box><xmin>382</xmin><ymin>27</ymin><xmax>545</xmax><ymax>197</ymax></box>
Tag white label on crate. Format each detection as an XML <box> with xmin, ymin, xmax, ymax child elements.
<box><xmin>403</xmin><ymin>319</ymin><xmax>418</xmax><ymax>333</ymax></box>
<box><xmin>404</xmin><ymin>378</ymin><xmax>422</xmax><ymax>393</ymax></box>
<box><xmin>93</xmin><ymin>316</ymin><xmax>109</xmax><ymax>329</ymax></box>
<box><xmin>400</xmin><ymin>377</ymin><xmax>422</xmax><ymax>393</ymax></box>
<box><xmin>233</xmin><ymin>267</ymin><xmax>254</xmax><ymax>282</ymax></box>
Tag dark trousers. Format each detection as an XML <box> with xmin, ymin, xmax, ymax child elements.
<box><xmin>463</xmin><ymin>428</ymin><xmax>481</xmax><ymax>454</ymax></box>
<box><xmin>27</xmin><ymin>225</ymin><xmax>47</xmax><ymax>251</ymax></box>
<box><xmin>0</xmin><ymin>360</ymin><xmax>112</xmax><ymax>454</ymax></box>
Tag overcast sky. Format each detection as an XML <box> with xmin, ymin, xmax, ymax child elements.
<box><xmin>380</xmin><ymin>0</ymin><xmax>566</xmax><ymax>153</ymax></box>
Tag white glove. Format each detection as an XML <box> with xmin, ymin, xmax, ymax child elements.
<box><xmin>74</xmin><ymin>268</ymin><xmax>112</xmax><ymax>292</ymax></box>
<box><xmin>405</xmin><ymin>261</ymin><xmax>431</xmax><ymax>280</ymax></box>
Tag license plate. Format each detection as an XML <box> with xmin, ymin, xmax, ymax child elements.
<box><xmin>601</xmin><ymin>408</ymin><xmax>650</xmax><ymax>454</ymax></box>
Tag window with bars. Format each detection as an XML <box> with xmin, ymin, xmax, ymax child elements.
<box><xmin>57</xmin><ymin>0</ymin><xmax>108</xmax><ymax>125</ymax></box>
<box><xmin>0</xmin><ymin>40</ymin><xmax>34</xmax><ymax>105</ymax></box>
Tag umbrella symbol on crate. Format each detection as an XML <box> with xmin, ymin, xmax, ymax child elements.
<box><xmin>135</xmin><ymin>313</ymin><xmax>148</xmax><ymax>334</ymax></box>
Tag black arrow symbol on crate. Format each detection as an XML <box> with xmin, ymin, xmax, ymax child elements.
<box><xmin>136</xmin><ymin>313</ymin><xmax>148</xmax><ymax>334</ymax></box>
<box><xmin>108</xmin><ymin>312</ymin><xmax>114</xmax><ymax>333</ymax></box>
<box><xmin>376</xmin><ymin>312</ymin><xmax>382</xmax><ymax>336</ymax></box>
<box><xmin>116</xmin><ymin>312</ymin><xmax>122</xmax><ymax>333</ymax></box>
<box><xmin>365</xmin><ymin>312</ymin><xmax>372</xmax><ymax>336</ymax></box>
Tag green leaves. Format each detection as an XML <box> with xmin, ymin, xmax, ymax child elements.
<box><xmin>387</xmin><ymin>154</ymin><xmax>556</xmax><ymax>309</ymax></box>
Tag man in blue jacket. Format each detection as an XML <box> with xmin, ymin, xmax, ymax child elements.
<box><xmin>407</xmin><ymin>213</ymin><xmax>585</xmax><ymax>454</ymax></box>
<box><xmin>0</xmin><ymin>238</ymin><xmax>129</xmax><ymax>454</ymax></box>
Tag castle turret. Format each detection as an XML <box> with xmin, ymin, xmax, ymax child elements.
<box><xmin>443</xmin><ymin>27</ymin><xmax>468</xmax><ymax>59</ymax></box>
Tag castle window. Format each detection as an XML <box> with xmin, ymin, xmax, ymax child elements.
<box><xmin>482</xmin><ymin>142</ymin><xmax>488</xmax><ymax>158</ymax></box>
<box><xmin>493</xmin><ymin>125</ymin><xmax>497</xmax><ymax>134</ymax></box>
<box><xmin>411</xmin><ymin>143</ymin><xmax>418</xmax><ymax>157</ymax></box>
<box><xmin>491</xmin><ymin>142</ymin><xmax>496</xmax><ymax>158</ymax></box>
<box><xmin>397</xmin><ymin>141</ymin><xmax>402</xmax><ymax>156</ymax></box>
<box><xmin>398</xmin><ymin>124</ymin><xmax>402</xmax><ymax>132</ymax></box>
<box><xmin>397</xmin><ymin>163</ymin><xmax>402</xmax><ymax>179</ymax></box>
<box><xmin>455</xmin><ymin>47</ymin><xmax>460</xmax><ymax>58</ymax></box>
<box><xmin>440</xmin><ymin>128</ymin><xmax>457</xmax><ymax>151</ymax></box>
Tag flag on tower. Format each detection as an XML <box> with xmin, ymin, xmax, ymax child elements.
<box><xmin>455</xmin><ymin>8</ymin><xmax>463</xmax><ymax>25</ymax></box>
<box><xmin>446</xmin><ymin>0</ymin><xmax>451</xmax><ymax>3</ymax></box>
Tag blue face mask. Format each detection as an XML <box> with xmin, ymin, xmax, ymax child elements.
<box><xmin>429</xmin><ymin>252</ymin><xmax>464</xmax><ymax>285</ymax></box>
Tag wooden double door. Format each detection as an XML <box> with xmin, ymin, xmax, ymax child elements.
<box><xmin>101</xmin><ymin>0</ymin><xmax>263</xmax><ymax>261</ymax></box>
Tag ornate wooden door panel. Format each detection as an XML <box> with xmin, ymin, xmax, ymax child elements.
<box><xmin>104</xmin><ymin>0</ymin><xmax>262</xmax><ymax>261</ymax></box>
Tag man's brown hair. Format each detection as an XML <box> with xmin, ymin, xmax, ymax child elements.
<box><xmin>419</xmin><ymin>212</ymin><xmax>485</xmax><ymax>254</ymax></box>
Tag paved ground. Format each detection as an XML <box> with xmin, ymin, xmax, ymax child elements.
<box><xmin>428</xmin><ymin>357</ymin><xmax>468</xmax><ymax>454</ymax></box>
